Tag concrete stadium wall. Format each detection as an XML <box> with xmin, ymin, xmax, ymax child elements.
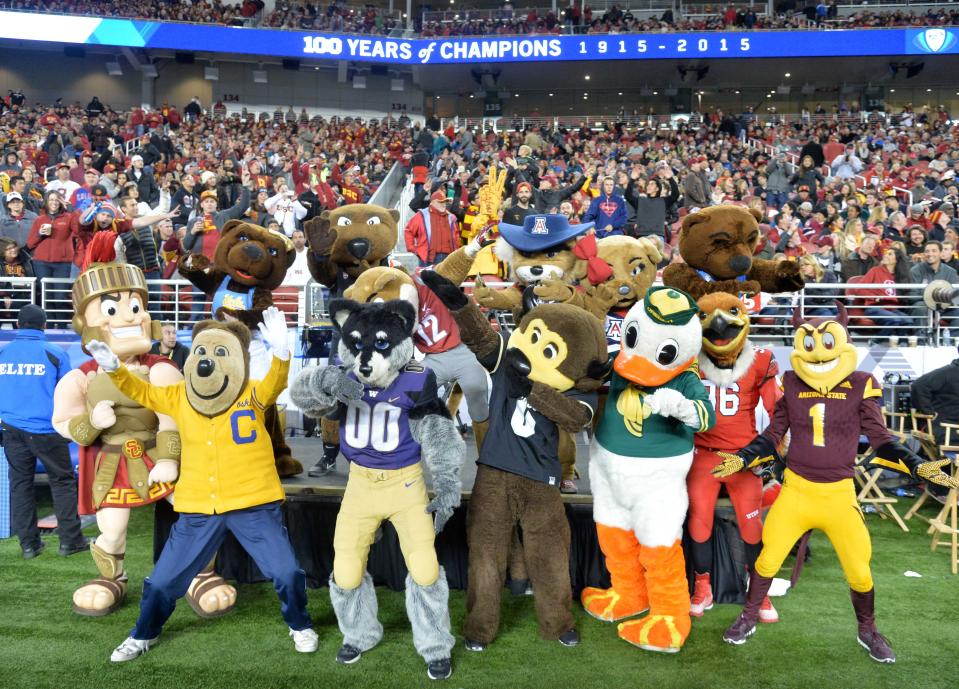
<box><xmin>0</xmin><ymin>50</ymin><xmax>425</xmax><ymax>117</ymax></box>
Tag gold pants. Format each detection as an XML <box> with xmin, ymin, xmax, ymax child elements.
<box><xmin>333</xmin><ymin>462</ymin><xmax>439</xmax><ymax>589</ymax></box>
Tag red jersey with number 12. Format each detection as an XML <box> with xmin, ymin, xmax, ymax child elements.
<box><xmin>695</xmin><ymin>348</ymin><xmax>780</xmax><ymax>452</ymax></box>
<box><xmin>414</xmin><ymin>280</ymin><xmax>461</xmax><ymax>354</ymax></box>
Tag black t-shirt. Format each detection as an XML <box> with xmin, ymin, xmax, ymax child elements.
<box><xmin>476</xmin><ymin>339</ymin><xmax>595</xmax><ymax>487</ymax></box>
<box><xmin>501</xmin><ymin>203</ymin><xmax>535</xmax><ymax>227</ymax></box>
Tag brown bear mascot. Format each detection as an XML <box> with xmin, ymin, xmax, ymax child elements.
<box><xmin>662</xmin><ymin>205</ymin><xmax>804</xmax><ymax>300</ymax></box>
<box><xmin>301</xmin><ymin>204</ymin><xmax>399</xmax><ymax>476</ymax></box>
<box><xmin>178</xmin><ymin>220</ymin><xmax>302</xmax><ymax>477</ymax></box>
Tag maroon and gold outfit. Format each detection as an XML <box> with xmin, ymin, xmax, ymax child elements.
<box><xmin>76</xmin><ymin>354</ymin><xmax>177</xmax><ymax>515</ymax></box>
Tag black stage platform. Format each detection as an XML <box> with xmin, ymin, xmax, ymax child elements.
<box><xmin>154</xmin><ymin>433</ymin><xmax>751</xmax><ymax>604</ymax></box>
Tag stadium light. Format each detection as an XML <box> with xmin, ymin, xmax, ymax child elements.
<box><xmin>106</xmin><ymin>60</ymin><xmax>122</xmax><ymax>76</ymax></box>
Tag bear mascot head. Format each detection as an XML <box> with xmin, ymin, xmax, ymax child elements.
<box><xmin>662</xmin><ymin>205</ymin><xmax>804</xmax><ymax>300</ymax></box>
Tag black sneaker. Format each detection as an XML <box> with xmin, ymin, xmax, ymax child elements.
<box><xmin>308</xmin><ymin>444</ymin><xmax>339</xmax><ymax>477</ymax></box>
<box><xmin>21</xmin><ymin>541</ymin><xmax>45</xmax><ymax>560</ymax></box>
<box><xmin>723</xmin><ymin>613</ymin><xmax>757</xmax><ymax>645</ymax></box>
<box><xmin>507</xmin><ymin>578</ymin><xmax>532</xmax><ymax>596</ymax></box>
<box><xmin>59</xmin><ymin>538</ymin><xmax>92</xmax><ymax>557</ymax></box>
<box><xmin>427</xmin><ymin>657</ymin><xmax>452</xmax><ymax>680</ymax></box>
<box><xmin>336</xmin><ymin>644</ymin><xmax>362</xmax><ymax>665</ymax></box>
<box><xmin>858</xmin><ymin>629</ymin><xmax>896</xmax><ymax>664</ymax></box>
<box><xmin>464</xmin><ymin>639</ymin><xmax>486</xmax><ymax>652</ymax></box>
<box><xmin>558</xmin><ymin>628</ymin><xmax>580</xmax><ymax>647</ymax></box>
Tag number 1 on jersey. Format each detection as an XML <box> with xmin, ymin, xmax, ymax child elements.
<box><xmin>809</xmin><ymin>402</ymin><xmax>825</xmax><ymax>447</ymax></box>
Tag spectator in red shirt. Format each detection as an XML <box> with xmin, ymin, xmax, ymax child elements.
<box><xmin>856</xmin><ymin>246</ymin><xmax>913</xmax><ymax>338</ymax></box>
<box><xmin>339</xmin><ymin>169</ymin><xmax>364</xmax><ymax>205</ymax></box>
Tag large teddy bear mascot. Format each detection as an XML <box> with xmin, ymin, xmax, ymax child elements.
<box><xmin>420</xmin><ymin>270</ymin><xmax>609</xmax><ymax>652</ymax></box>
<box><xmin>52</xmin><ymin>239</ymin><xmax>235</xmax><ymax>618</ymax></box>
<box><xmin>290</xmin><ymin>299</ymin><xmax>463</xmax><ymax>681</ymax></box>
<box><xmin>662</xmin><ymin>205</ymin><xmax>804</xmax><ymax>300</ymax></box>
<box><xmin>573</xmin><ymin>235</ymin><xmax>663</xmax><ymax>353</ymax></box>
<box><xmin>302</xmin><ymin>204</ymin><xmax>398</xmax><ymax>477</ymax></box>
<box><xmin>687</xmin><ymin>292</ymin><xmax>781</xmax><ymax>621</ymax></box>
<box><xmin>581</xmin><ymin>286</ymin><xmax>715</xmax><ymax>653</ymax></box>
<box><xmin>87</xmin><ymin>308</ymin><xmax>317</xmax><ymax>662</ymax></box>
<box><xmin>179</xmin><ymin>219</ymin><xmax>302</xmax><ymax>477</ymax></box>
<box><xmin>713</xmin><ymin>305</ymin><xmax>959</xmax><ymax>663</ymax></box>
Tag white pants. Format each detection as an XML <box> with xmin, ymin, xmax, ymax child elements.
<box><xmin>589</xmin><ymin>442</ymin><xmax>693</xmax><ymax>547</ymax></box>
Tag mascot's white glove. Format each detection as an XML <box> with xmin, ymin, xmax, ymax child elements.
<box><xmin>89</xmin><ymin>400</ymin><xmax>117</xmax><ymax>430</ymax></box>
<box><xmin>88</xmin><ymin>339</ymin><xmax>120</xmax><ymax>372</ymax></box>
<box><xmin>465</xmin><ymin>225</ymin><xmax>496</xmax><ymax>258</ymax></box>
<box><xmin>258</xmin><ymin>306</ymin><xmax>290</xmax><ymax>360</ymax></box>
<box><xmin>149</xmin><ymin>460</ymin><xmax>179</xmax><ymax>485</ymax></box>
<box><xmin>644</xmin><ymin>387</ymin><xmax>701</xmax><ymax>429</ymax></box>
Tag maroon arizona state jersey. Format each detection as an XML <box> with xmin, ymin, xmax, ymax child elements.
<box><xmin>761</xmin><ymin>370</ymin><xmax>893</xmax><ymax>483</ymax></box>
<box><xmin>696</xmin><ymin>348</ymin><xmax>780</xmax><ymax>452</ymax></box>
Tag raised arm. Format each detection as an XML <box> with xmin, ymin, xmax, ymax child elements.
<box><xmin>419</xmin><ymin>270</ymin><xmax>504</xmax><ymax>372</ymax></box>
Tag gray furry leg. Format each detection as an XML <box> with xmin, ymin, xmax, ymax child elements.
<box><xmin>329</xmin><ymin>573</ymin><xmax>384</xmax><ymax>652</ymax></box>
<box><xmin>405</xmin><ymin>567</ymin><xmax>455</xmax><ymax>663</ymax></box>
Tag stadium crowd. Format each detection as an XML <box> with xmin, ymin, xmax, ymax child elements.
<box><xmin>1</xmin><ymin>91</ymin><xmax>958</xmax><ymax>338</ymax></box>
<box><xmin>419</xmin><ymin>5</ymin><xmax>959</xmax><ymax>38</ymax></box>
<box><xmin>0</xmin><ymin>0</ymin><xmax>957</xmax><ymax>38</ymax></box>
<box><xmin>0</xmin><ymin>0</ymin><xmax>264</xmax><ymax>25</ymax></box>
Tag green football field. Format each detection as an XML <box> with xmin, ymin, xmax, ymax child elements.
<box><xmin>1</xmin><ymin>495</ymin><xmax>955</xmax><ymax>689</ymax></box>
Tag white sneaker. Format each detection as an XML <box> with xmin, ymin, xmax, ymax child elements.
<box><xmin>110</xmin><ymin>636</ymin><xmax>157</xmax><ymax>662</ymax></box>
<box><xmin>290</xmin><ymin>627</ymin><xmax>319</xmax><ymax>653</ymax></box>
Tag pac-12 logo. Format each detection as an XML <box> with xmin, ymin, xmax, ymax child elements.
<box><xmin>912</xmin><ymin>29</ymin><xmax>956</xmax><ymax>53</ymax></box>
<box><xmin>303</xmin><ymin>36</ymin><xmax>343</xmax><ymax>55</ymax></box>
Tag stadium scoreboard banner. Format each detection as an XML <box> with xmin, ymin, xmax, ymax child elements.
<box><xmin>0</xmin><ymin>12</ymin><xmax>957</xmax><ymax>64</ymax></box>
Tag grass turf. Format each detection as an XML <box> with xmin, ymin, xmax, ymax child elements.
<box><xmin>1</xmin><ymin>494</ymin><xmax>956</xmax><ymax>689</ymax></box>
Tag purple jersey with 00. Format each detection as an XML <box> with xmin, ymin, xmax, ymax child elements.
<box><xmin>339</xmin><ymin>367</ymin><xmax>433</xmax><ymax>470</ymax></box>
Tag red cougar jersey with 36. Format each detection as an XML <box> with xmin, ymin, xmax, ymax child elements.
<box><xmin>695</xmin><ymin>347</ymin><xmax>780</xmax><ymax>452</ymax></box>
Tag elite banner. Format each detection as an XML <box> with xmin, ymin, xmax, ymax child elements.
<box><xmin>0</xmin><ymin>12</ymin><xmax>955</xmax><ymax>65</ymax></box>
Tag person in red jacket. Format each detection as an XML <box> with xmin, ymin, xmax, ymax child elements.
<box><xmin>404</xmin><ymin>191</ymin><xmax>459</xmax><ymax>267</ymax></box>
<box><xmin>27</xmin><ymin>192</ymin><xmax>78</xmax><ymax>280</ymax></box>
<box><xmin>854</xmin><ymin>246</ymin><xmax>913</xmax><ymax>338</ymax></box>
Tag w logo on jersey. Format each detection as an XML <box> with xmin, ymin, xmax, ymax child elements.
<box><xmin>531</xmin><ymin>216</ymin><xmax>549</xmax><ymax>235</ymax></box>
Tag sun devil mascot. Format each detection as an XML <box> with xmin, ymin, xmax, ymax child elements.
<box><xmin>713</xmin><ymin>304</ymin><xmax>959</xmax><ymax>663</ymax></box>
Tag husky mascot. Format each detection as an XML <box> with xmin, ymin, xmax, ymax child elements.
<box><xmin>291</xmin><ymin>298</ymin><xmax>464</xmax><ymax>681</ymax></box>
